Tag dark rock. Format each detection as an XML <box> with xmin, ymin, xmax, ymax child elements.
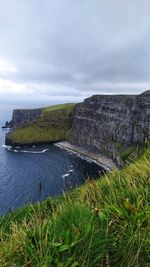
<box><xmin>70</xmin><ymin>91</ymin><xmax>150</xmax><ymax>159</ymax></box>
<box><xmin>2</xmin><ymin>121</ymin><xmax>10</xmax><ymax>129</ymax></box>
<box><xmin>6</xmin><ymin>108</ymin><xmax>42</xmax><ymax>128</ymax></box>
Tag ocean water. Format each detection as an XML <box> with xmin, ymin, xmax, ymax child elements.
<box><xmin>0</xmin><ymin>128</ymin><xmax>104</xmax><ymax>215</ymax></box>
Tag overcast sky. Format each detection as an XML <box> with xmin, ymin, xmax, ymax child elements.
<box><xmin>0</xmin><ymin>0</ymin><xmax>150</xmax><ymax>122</ymax></box>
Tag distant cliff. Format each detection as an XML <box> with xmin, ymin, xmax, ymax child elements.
<box><xmin>6</xmin><ymin>108</ymin><xmax>42</xmax><ymax>128</ymax></box>
<box><xmin>70</xmin><ymin>91</ymin><xmax>150</xmax><ymax>159</ymax></box>
<box><xmin>5</xmin><ymin>104</ymin><xmax>75</xmax><ymax>146</ymax></box>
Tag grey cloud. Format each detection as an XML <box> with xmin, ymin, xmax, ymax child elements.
<box><xmin>0</xmin><ymin>0</ymin><xmax>150</xmax><ymax>114</ymax></box>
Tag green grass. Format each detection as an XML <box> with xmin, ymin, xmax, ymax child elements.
<box><xmin>0</xmin><ymin>150</ymin><xmax>150</xmax><ymax>266</ymax></box>
<box><xmin>9</xmin><ymin>103</ymin><xmax>75</xmax><ymax>144</ymax></box>
<box><xmin>10</xmin><ymin>126</ymin><xmax>70</xmax><ymax>143</ymax></box>
<box><xmin>43</xmin><ymin>103</ymin><xmax>75</xmax><ymax>113</ymax></box>
<box><xmin>120</xmin><ymin>143</ymin><xmax>148</xmax><ymax>165</ymax></box>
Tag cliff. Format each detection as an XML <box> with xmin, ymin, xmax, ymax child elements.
<box><xmin>70</xmin><ymin>91</ymin><xmax>150</xmax><ymax>160</ymax></box>
<box><xmin>5</xmin><ymin>91</ymin><xmax>150</xmax><ymax>161</ymax></box>
<box><xmin>6</xmin><ymin>104</ymin><xmax>75</xmax><ymax>146</ymax></box>
<box><xmin>6</xmin><ymin>108</ymin><xmax>42</xmax><ymax>128</ymax></box>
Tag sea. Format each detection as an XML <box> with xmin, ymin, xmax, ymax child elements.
<box><xmin>0</xmin><ymin>128</ymin><xmax>105</xmax><ymax>215</ymax></box>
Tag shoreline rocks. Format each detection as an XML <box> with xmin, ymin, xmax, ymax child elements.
<box><xmin>56</xmin><ymin>141</ymin><xmax>117</xmax><ymax>170</ymax></box>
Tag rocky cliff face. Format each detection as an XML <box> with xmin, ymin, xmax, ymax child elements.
<box><xmin>5</xmin><ymin>91</ymin><xmax>150</xmax><ymax>160</ymax></box>
<box><xmin>7</xmin><ymin>108</ymin><xmax>42</xmax><ymax>127</ymax></box>
<box><xmin>71</xmin><ymin>91</ymin><xmax>150</xmax><ymax>159</ymax></box>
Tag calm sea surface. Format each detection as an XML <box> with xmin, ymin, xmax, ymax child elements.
<box><xmin>0</xmin><ymin>128</ymin><xmax>104</xmax><ymax>215</ymax></box>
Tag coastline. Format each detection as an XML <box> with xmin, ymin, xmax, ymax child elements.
<box><xmin>55</xmin><ymin>141</ymin><xmax>117</xmax><ymax>171</ymax></box>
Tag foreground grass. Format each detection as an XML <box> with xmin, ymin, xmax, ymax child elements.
<box><xmin>9</xmin><ymin>103</ymin><xmax>75</xmax><ymax>144</ymax></box>
<box><xmin>0</xmin><ymin>150</ymin><xmax>150</xmax><ymax>266</ymax></box>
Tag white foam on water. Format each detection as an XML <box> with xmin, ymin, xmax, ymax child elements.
<box><xmin>2</xmin><ymin>145</ymin><xmax>12</xmax><ymax>149</ymax></box>
<box><xmin>69</xmin><ymin>169</ymin><xmax>73</xmax><ymax>173</ymax></box>
<box><xmin>62</xmin><ymin>173</ymin><xmax>70</xmax><ymax>178</ymax></box>
<box><xmin>3</xmin><ymin>146</ymin><xmax>49</xmax><ymax>154</ymax></box>
<box><xmin>5</xmin><ymin>147</ymin><xmax>18</xmax><ymax>152</ymax></box>
<box><xmin>18</xmin><ymin>148</ymin><xmax>49</xmax><ymax>154</ymax></box>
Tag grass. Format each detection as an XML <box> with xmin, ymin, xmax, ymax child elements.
<box><xmin>9</xmin><ymin>103</ymin><xmax>75</xmax><ymax>144</ymax></box>
<box><xmin>9</xmin><ymin>127</ymin><xmax>70</xmax><ymax>143</ymax></box>
<box><xmin>43</xmin><ymin>103</ymin><xmax>75</xmax><ymax>113</ymax></box>
<box><xmin>120</xmin><ymin>143</ymin><xmax>149</xmax><ymax>165</ymax></box>
<box><xmin>0</xmin><ymin>149</ymin><xmax>150</xmax><ymax>266</ymax></box>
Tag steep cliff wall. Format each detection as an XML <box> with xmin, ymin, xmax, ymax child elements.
<box><xmin>7</xmin><ymin>108</ymin><xmax>42</xmax><ymax>127</ymax></box>
<box><xmin>71</xmin><ymin>91</ymin><xmax>150</xmax><ymax>158</ymax></box>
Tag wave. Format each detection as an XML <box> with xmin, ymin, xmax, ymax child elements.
<box><xmin>3</xmin><ymin>145</ymin><xmax>49</xmax><ymax>154</ymax></box>
<box><xmin>62</xmin><ymin>173</ymin><xmax>70</xmax><ymax>178</ymax></box>
<box><xmin>2</xmin><ymin>145</ymin><xmax>19</xmax><ymax>153</ymax></box>
<box><xmin>2</xmin><ymin>145</ymin><xmax>12</xmax><ymax>149</ymax></box>
<box><xmin>17</xmin><ymin>149</ymin><xmax>49</xmax><ymax>154</ymax></box>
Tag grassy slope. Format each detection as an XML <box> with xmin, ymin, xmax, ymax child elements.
<box><xmin>9</xmin><ymin>103</ymin><xmax>75</xmax><ymax>144</ymax></box>
<box><xmin>0</xmin><ymin>150</ymin><xmax>150</xmax><ymax>266</ymax></box>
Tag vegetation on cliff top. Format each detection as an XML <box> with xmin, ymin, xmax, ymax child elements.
<box><xmin>0</xmin><ymin>150</ymin><xmax>150</xmax><ymax>266</ymax></box>
<box><xmin>9</xmin><ymin>103</ymin><xmax>75</xmax><ymax>144</ymax></box>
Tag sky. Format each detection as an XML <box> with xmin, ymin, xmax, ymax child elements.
<box><xmin>0</xmin><ymin>0</ymin><xmax>150</xmax><ymax>123</ymax></box>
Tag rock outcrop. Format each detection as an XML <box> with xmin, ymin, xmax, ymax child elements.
<box><xmin>6</xmin><ymin>108</ymin><xmax>42</xmax><ymax>128</ymax></box>
<box><xmin>71</xmin><ymin>91</ymin><xmax>150</xmax><ymax>159</ymax></box>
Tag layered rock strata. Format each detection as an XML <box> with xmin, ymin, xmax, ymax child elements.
<box><xmin>71</xmin><ymin>91</ymin><xmax>150</xmax><ymax>159</ymax></box>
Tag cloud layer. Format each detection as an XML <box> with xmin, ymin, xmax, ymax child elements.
<box><xmin>0</xmin><ymin>0</ymin><xmax>150</xmax><ymax>121</ymax></box>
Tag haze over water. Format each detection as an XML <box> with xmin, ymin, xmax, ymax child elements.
<box><xmin>0</xmin><ymin>128</ymin><xmax>104</xmax><ymax>215</ymax></box>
